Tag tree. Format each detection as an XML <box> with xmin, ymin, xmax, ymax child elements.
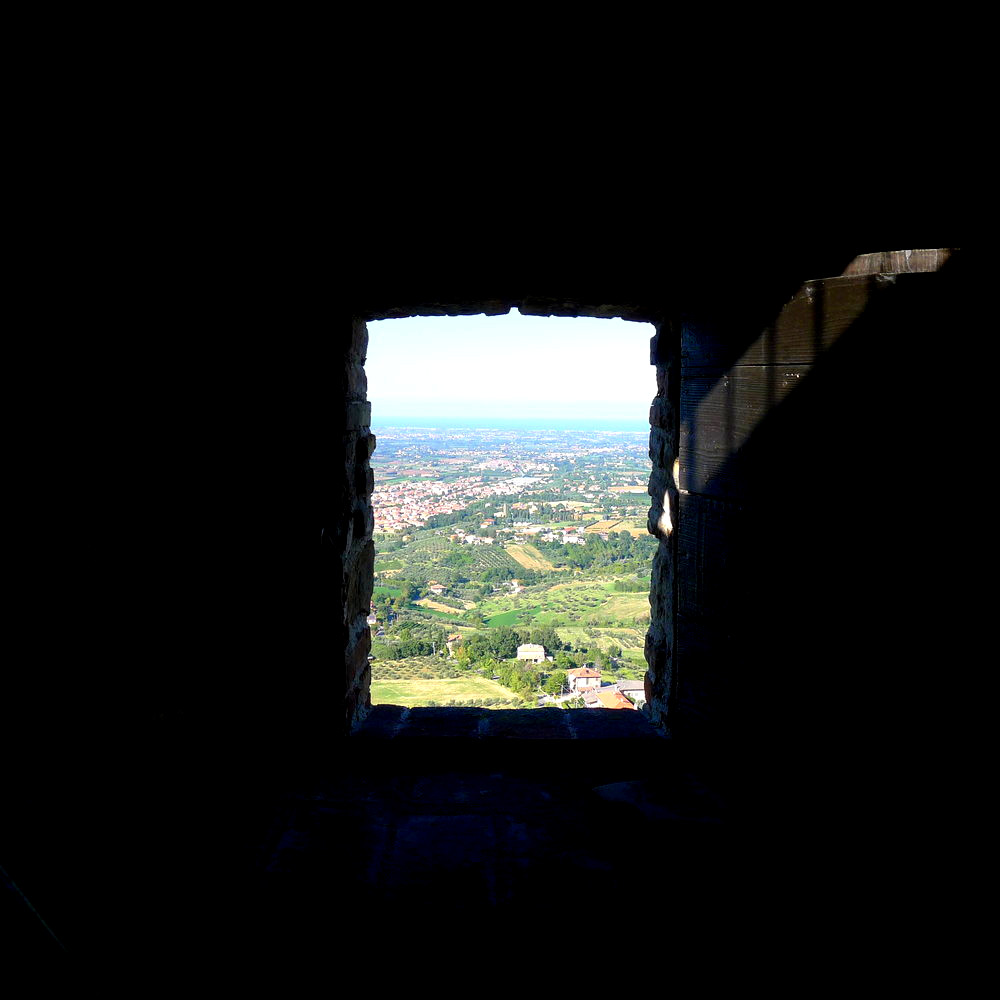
<box><xmin>554</xmin><ymin>650</ymin><xmax>576</xmax><ymax>671</ymax></box>
<box><xmin>489</xmin><ymin>625</ymin><xmax>518</xmax><ymax>660</ymax></box>
<box><xmin>544</xmin><ymin>671</ymin><xmax>568</xmax><ymax>696</ymax></box>
<box><xmin>530</xmin><ymin>625</ymin><xmax>563</xmax><ymax>655</ymax></box>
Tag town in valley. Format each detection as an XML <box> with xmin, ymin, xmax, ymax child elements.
<box><xmin>369</xmin><ymin>423</ymin><xmax>656</xmax><ymax>712</ymax></box>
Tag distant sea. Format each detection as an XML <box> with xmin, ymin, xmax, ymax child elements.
<box><xmin>373</xmin><ymin>415</ymin><xmax>648</xmax><ymax>432</ymax></box>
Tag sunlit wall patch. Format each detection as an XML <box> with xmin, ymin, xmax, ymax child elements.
<box><xmin>657</xmin><ymin>489</ymin><xmax>673</xmax><ymax>537</ymax></box>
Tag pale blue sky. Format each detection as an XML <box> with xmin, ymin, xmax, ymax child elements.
<box><xmin>366</xmin><ymin>310</ymin><xmax>655</xmax><ymax>422</ymax></box>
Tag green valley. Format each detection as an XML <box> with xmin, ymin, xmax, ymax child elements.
<box><xmin>368</xmin><ymin>424</ymin><xmax>656</xmax><ymax>709</ymax></box>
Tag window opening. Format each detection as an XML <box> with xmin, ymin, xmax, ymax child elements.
<box><xmin>364</xmin><ymin>308</ymin><xmax>657</xmax><ymax>715</ymax></box>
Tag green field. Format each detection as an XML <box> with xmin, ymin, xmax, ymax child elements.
<box><xmin>485</xmin><ymin>607</ymin><xmax>539</xmax><ymax>627</ymax></box>
<box><xmin>371</xmin><ymin>676</ymin><xmax>523</xmax><ymax>707</ymax></box>
<box><xmin>619</xmin><ymin>648</ymin><xmax>647</xmax><ymax>669</ymax></box>
<box><xmin>477</xmin><ymin>579</ymin><xmax>650</xmax><ymax>628</ymax></box>
<box><xmin>556</xmin><ymin>625</ymin><xmax>647</xmax><ymax>651</ymax></box>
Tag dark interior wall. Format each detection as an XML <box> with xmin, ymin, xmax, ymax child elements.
<box><xmin>676</xmin><ymin>269</ymin><xmax>912</xmax><ymax>746</ymax></box>
<box><xmin>670</xmin><ymin>252</ymin><xmax>965</xmax><ymax>819</ymax></box>
<box><xmin>7</xmin><ymin>238</ymin><xmax>962</xmax><ymax>966</ymax></box>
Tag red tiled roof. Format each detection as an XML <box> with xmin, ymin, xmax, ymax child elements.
<box><xmin>596</xmin><ymin>689</ymin><xmax>637</xmax><ymax>710</ymax></box>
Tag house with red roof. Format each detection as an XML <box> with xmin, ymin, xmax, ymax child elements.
<box><xmin>567</xmin><ymin>666</ymin><xmax>602</xmax><ymax>694</ymax></box>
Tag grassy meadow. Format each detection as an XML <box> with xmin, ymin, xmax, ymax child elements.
<box><xmin>477</xmin><ymin>579</ymin><xmax>650</xmax><ymax>628</ymax></box>
<box><xmin>371</xmin><ymin>655</ymin><xmax>525</xmax><ymax>707</ymax></box>
<box><xmin>370</xmin><ymin>676</ymin><xmax>522</xmax><ymax>707</ymax></box>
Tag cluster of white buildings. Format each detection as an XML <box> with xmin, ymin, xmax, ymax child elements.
<box><xmin>452</xmin><ymin>529</ymin><xmax>494</xmax><ymax>545</ymax></box>
<box><xmin>500</xmin><ymin>524</ymin><xmax>587</xmax><ymax>546</ymax></box>
<box><xmin>372</xmin><ymin>475</ymin><xmax>488</xmax><ymax>533</ymax></box>
<box><xmin>474</xmin><ymin>458</ymin><xmax>552</xmax><ymax>473</ymax></box>
<box><xmin>373</xmin><ymin>473</ymin><xmax>554</xmax><ymax>533</ymax></box>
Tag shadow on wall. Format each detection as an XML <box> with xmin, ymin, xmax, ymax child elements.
<box><xmin>673</xmin><ymin>253</ymin><xmax>965</xmax><ymax>801</ymax></box>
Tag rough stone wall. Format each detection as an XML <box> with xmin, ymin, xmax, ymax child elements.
<box><xmin>324</xmin><ymin>316</ymin><xmax>375</xmax><ymax>735</ymax></box>
<box><xmin>644</xmin><ymin>321</ymin><xmax>680</xmax><ymax>734</ymax></box>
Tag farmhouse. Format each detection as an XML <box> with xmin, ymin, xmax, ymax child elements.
<box><xmin>516</xmin><ymin>643</ymin><xmax>546</xmax><ymax>664</ymax></box>
<box><xmin>567</xmin><ymin>666</ymin><xmax>602</xmax><ymax>693</ymax></box>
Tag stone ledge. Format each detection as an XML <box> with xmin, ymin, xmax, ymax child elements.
<box><xmin>355</xmin><ymin>705</ymin><xmax>660</xmax><ymax>740</ymax></box>
<box><xmin>349</xmin><ymin>705</ymin><xmax>667</xmax><ymax>784</ymax></box>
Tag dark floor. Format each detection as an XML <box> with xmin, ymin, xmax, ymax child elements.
<box><xmin>255</xmin><ymin>707</ymin><xmax>727</xmax><ymax>954</ymax></box>
<box><xmin>8</xmin><ymin>706</ymin><xmax>728</xmax><ymax>974</ymax></box>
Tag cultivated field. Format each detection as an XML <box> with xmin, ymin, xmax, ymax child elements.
<box><xmin>484</xmin><ymin>608</ymin><xmax>535</xmax><ymax>627</ymax></box>
<box><xmin>415</xmin><ymin>597</ymin><xmax>475</xmax><ymax>613</ymax></box>
<box><xmin>584</xmin><ymin>519</ymin><xmax>625</xmax><ymax>533</ymax></box>
<box><xmin>556</xmin><ymin>625</ymin><xmax>647</xmax><ymax>651</ymax></box>
<box><xmin>371</xmin><ymin>676</ymin><xmax>523</xmax><ymax>707</ymax></box>
<box><xmin>584</xmin><ymin>519</ymin><xmax>648</xmax><ymax>537</ymax></box>
<box><xmin>506</xmin><ymin>544</ymin><xmax>558</xmax><ymax>572</ymax></box>
<box><xmin>477</xmin><ymin>579</ymin><xmax>650</xmax><ymax>628</ymax></box>
<box><xmin>398</xmin><ymin>532</ymin><xmax>523</xmax><ymax>575</ymax></box>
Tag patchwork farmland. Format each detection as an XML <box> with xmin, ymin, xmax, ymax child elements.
<box><xmin>368</xmin><ymin>423</ymin><xmax>656</xmax><ymax>708</ymax></box>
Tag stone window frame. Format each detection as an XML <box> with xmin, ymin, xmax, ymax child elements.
<box><xmin>343</xmin><ymin>299</ymin><xmax>678</xmax><ymax>735</ymax></box>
